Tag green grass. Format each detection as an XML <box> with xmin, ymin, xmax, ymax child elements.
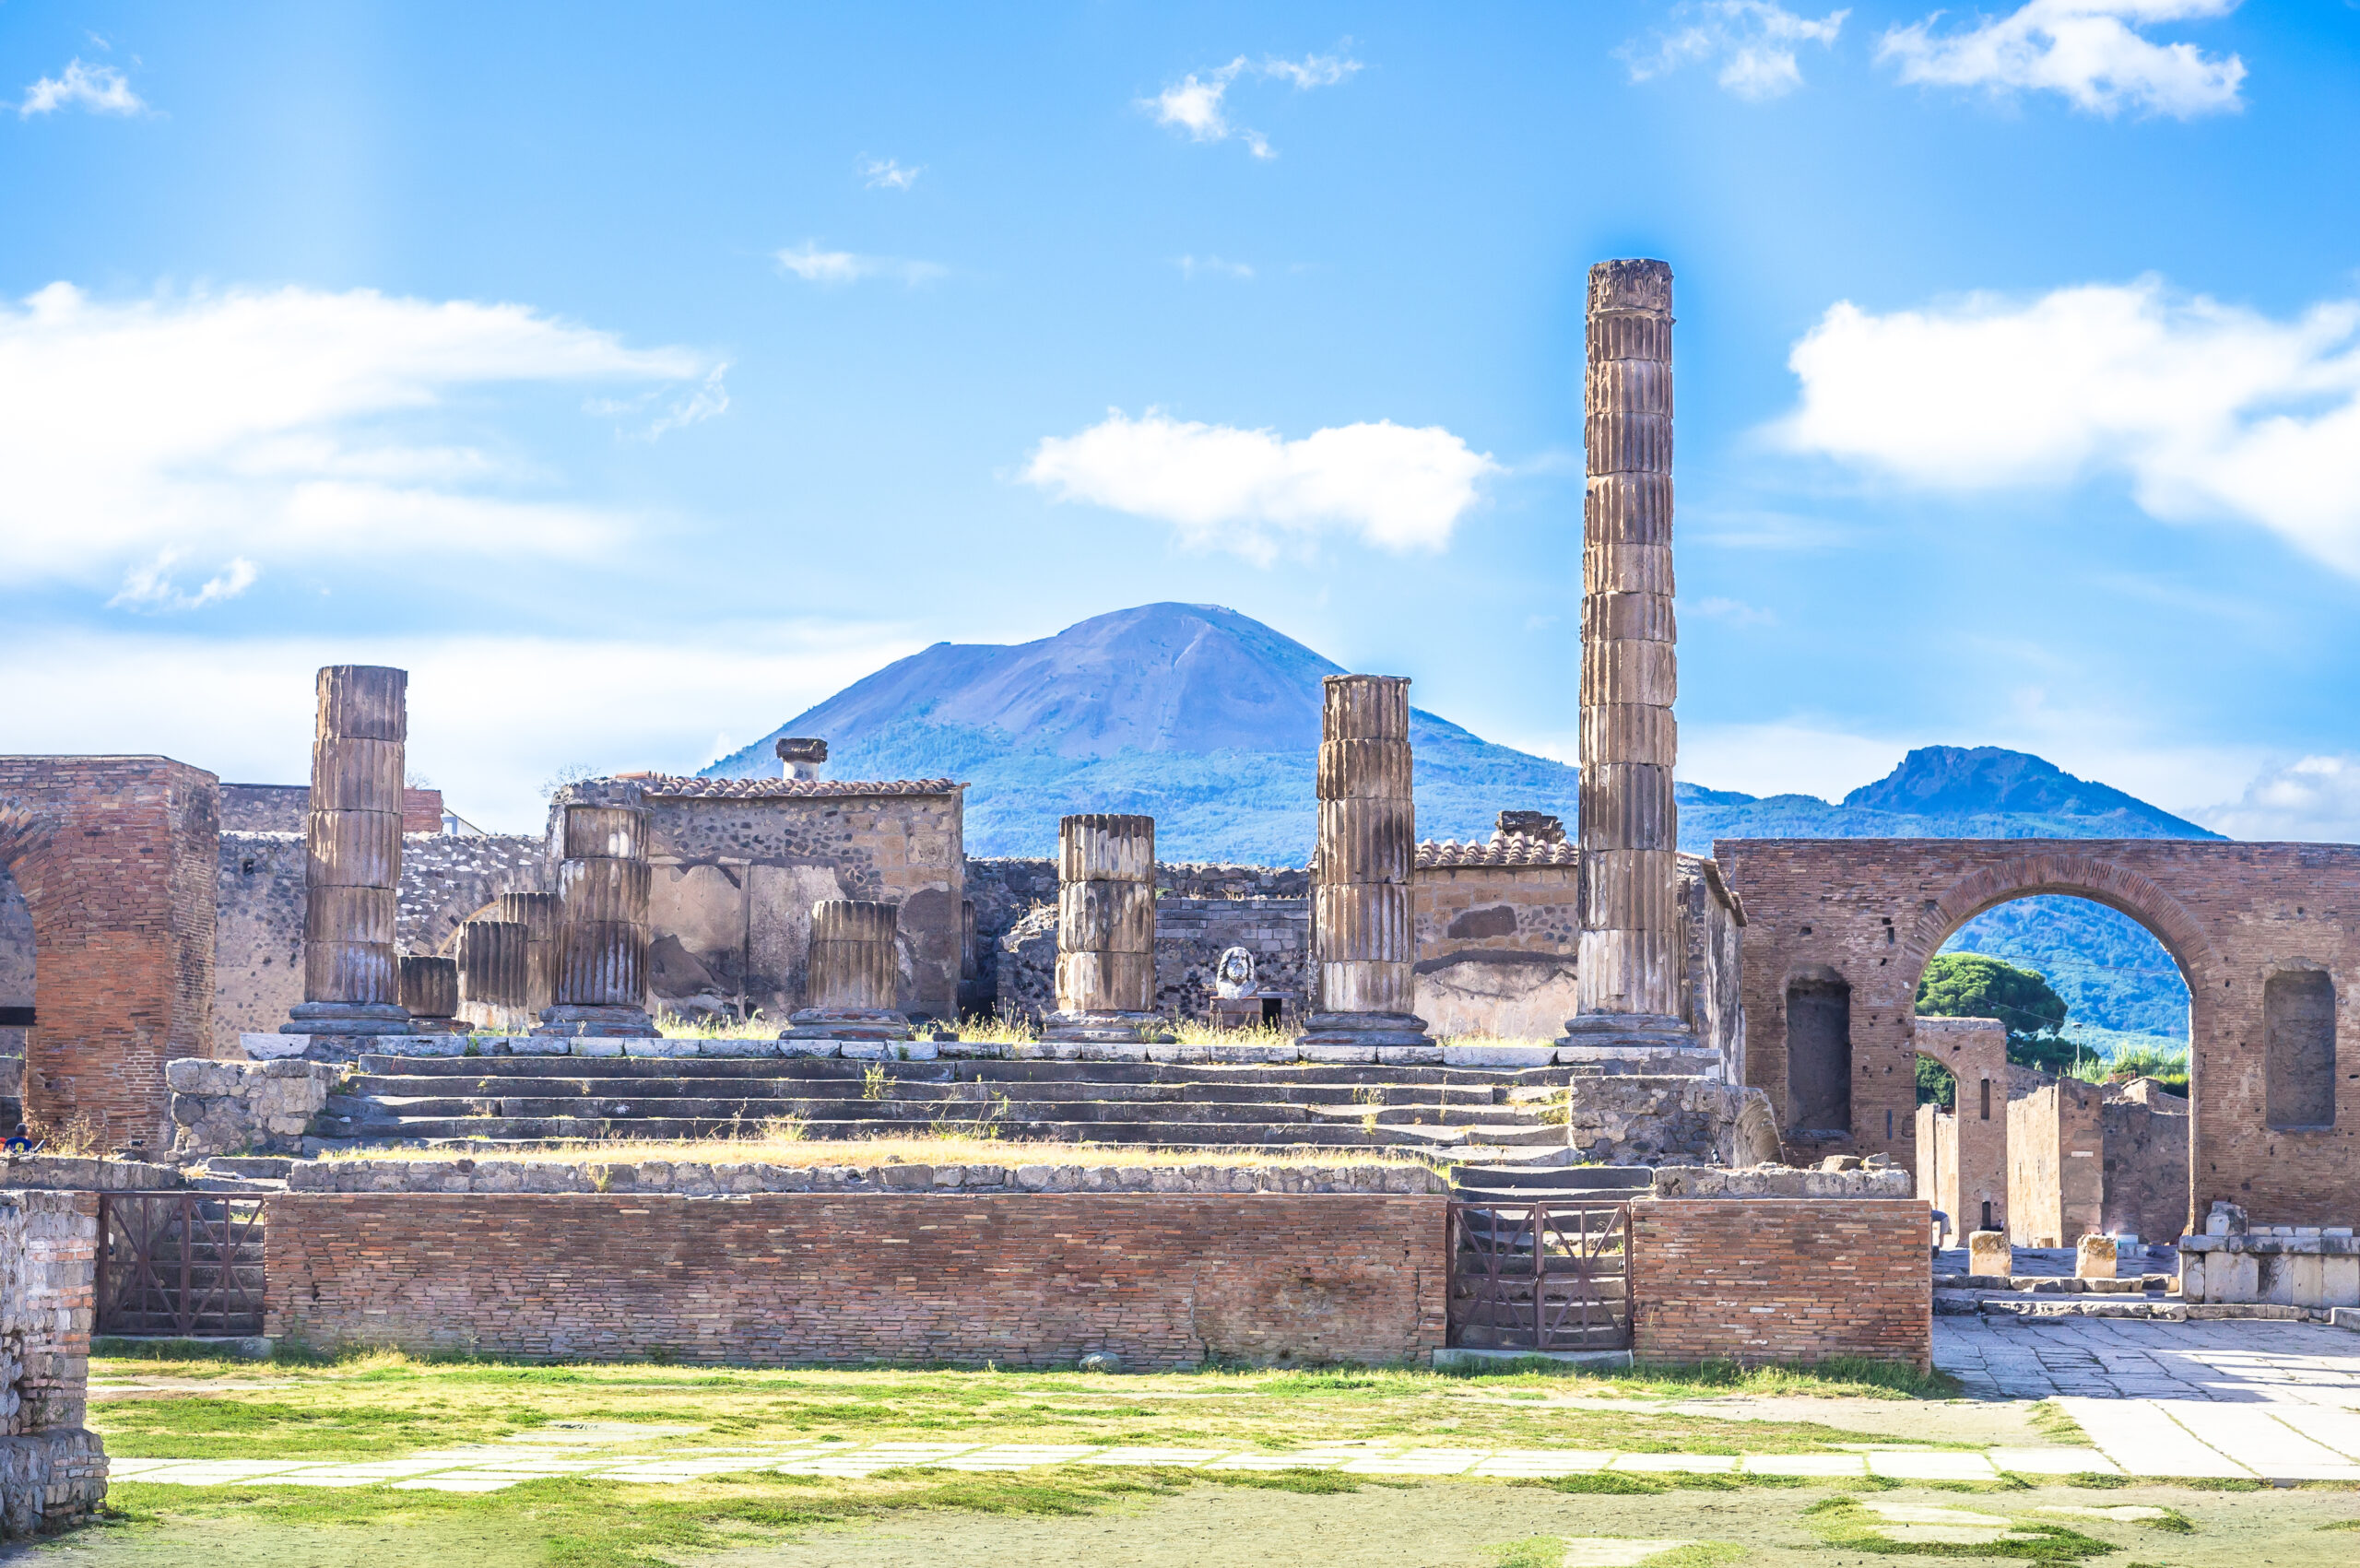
<box><xmin>1801</xmin><ymin>1495</ymin><xmax>2117</xmax><ymax>1561</ymax></box>
<box><xmin>2026</xmin><ymin>1400</ymin><xmax>2091</xmax><ymax>1444</ymax></box>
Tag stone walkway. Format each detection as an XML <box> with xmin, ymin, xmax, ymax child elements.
<box><xmin>1934</xmin><ymin>1315</ymin><xmax>2360</xmax><ymax>1402</ymax></box>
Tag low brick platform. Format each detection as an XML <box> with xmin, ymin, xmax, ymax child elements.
<box><xmin>1630</xmin><ymin>1198</ymin><xmax>1931</xmax><ymax>1369</ymax></box>
<box><xmin>262</xmin><ymin>1192</ymin><xmax>1448</xmax><ymax>1369</ymax></box>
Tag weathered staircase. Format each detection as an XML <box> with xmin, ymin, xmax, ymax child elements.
<box><xmin>311</xmin><ymin>1054</ymin><xmax>1585</xmax><ymax>1155</ymax></box>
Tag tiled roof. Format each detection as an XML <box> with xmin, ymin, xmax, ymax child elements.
<box><xmin>1415</xmin><ymin>838</ymin><xmax>1579</xmax><ymax>869</ymax></box>
<box><xmin>630</xmin><ymin>775</ymin><xmax>964</xmax><ymax>799</ymax></box>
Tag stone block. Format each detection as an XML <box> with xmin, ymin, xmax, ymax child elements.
<box><xmin>502</xmin><ymin>1036</ymin><xmax>573</xmax><ymax>1056</ymax></box>
<box><xmin>1373</xmin><ymin>1044</ymin><xmax>1444</xmax><ymax>1065</ymax></box>
<box><xmin>1968</xmin><ymin>1231</ymin><xmax>2012</xmax><ymax>1279</ymax></box>
<box><xmin>1299</xmin><ymin>1044</ymin><xmax>1377</xmax><ymax>1065</ymax></box>
<box><xmin>373</xmin><ymin>1034</ymin><xmax>470</xmax><ymax>1058</ymax></box>
<box><xmin>572</xmin><ymin>1038</ymin><xmax>626</xmax><ymax>1058</ymax></box>
<box><xmin>2325</xmin><ymin>1256</ymin><xmax>2360</xmax><ymax>1308</ymax></box>
<box><xmin>777</xmin><ymin>1040</ymin><xmax>842</xmax><ymax>1058</ymax></box>
<box><xmin>1445</xmin><ymin>1043</ymin><xmax>1555</xmax><ymax>1067</ymax></box>
<box><xmin>2287</xmin><ymin>1254</ymin><xmax>2328</xmax><ymax>1308</ymax></box>
<box><xmin>937</xmin><ymin>1041</ymin><xmax>1008</xmax><ymax>1059</ymax></box>
<box><xmin>1203</xmin><ymin>1043</ymin><xmax>1298</xmax><ymax>1063</ymax></box>
<box><xmin>1079</xmin><ymin>1043</ymin><xmax>1149</xmax><ymax>1063</ymax></box>
<box><xmin>2179</xmin><ymin>1251</ymin><xmax>2206</xmax><ymax>1303</ymax></box>
<box><xmin>241</xmin><ymin>1033</ymin><xmax>310</xmax><ymax>1061</ymax></box>
<box><xmin>622</xmin><ymin>1039</ymin><xmax>700</xmax><ymax>1058</ymax></box>
<box><xmin>2214</xmin><ymin>1251</ymin><xmax>2260</xmax><ymax>1302</ymax></box>
<box><xmin>2075</xmin><ymin>1234</ymin><xmax>2118</xmax><ymax>1279</ymax></box>
<box><xmin>693</xmin><ymin>1038</ymin><xmax>780</xmax><ymax>1058</ymax></box>
<box><xmin>164</xmin><ymin>1058</ymin><xmax>242</xmax><ymax>1096</ymax></box>
<box><xmin>1010</xmin><ymin>1042</ymin><xmax>1081</xmax><ymax>1060</ymax></box>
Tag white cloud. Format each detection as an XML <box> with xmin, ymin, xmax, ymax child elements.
<box><xmin>1144</xmin><ymin>50</ymin><xmax>1363</xmax><ymax>158</ymax></box>
<box><xmin>1690</xmin><ymin>595</ymin><xmax>1779</xmax><ymax>627</ymax></box>
<box><xmin>1770</xmin><ymin>277</ymin><xmax>2360</xmax><ymax>575</ymax></box>
<box><xmin>18</xmin><ymin>58</ymin><xmax>145</xmax><ymax>117</ymax></box>
<box><xmin>1878</xmin><ymin>1</ymin><xmax>2245</xmax><ymax>118</ymax></box>
<box><xmin>0</xmin><ymin>621</ymin><xmax>924</xmax><ymax>832</ymax></box>
<box><xmin>1623</xmin><ymin>3</ymin><xmax>1849</xmax><ymax>101</ymax></box>
<box><xmin>774</xmin><ymin>242</ymin><xmax>946</xmax><ymax>286</ymax></box>
<box><xmin>107</xmin><ymin>552</ymin><xmax>259</xmax><ymax>612</ymax></box>
<box><xmin>0</xmin><ymin>282</ymin><xmax>715</xmax><ymax>589</ymax></box>
<box><xmin>857</xmin><ymin>156</ymin><xmax>922</xmax><ymax>191</ymax></box>
<box><xmin>2201</xmin><ymin>756</ymin><xmax>2360</xmax><ymax>843</ymax></box>
<box><xmin>1176</xmin><ymin>254</ymin><xmax>1254</xmax><ymax>281</ymax></box>
<box><xmin>1022</xmin><ymin>408</ymin><xmax>1495</xmax><ymax>563</ymax></box>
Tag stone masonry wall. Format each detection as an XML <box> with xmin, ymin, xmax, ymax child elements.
<box><xmin>1629</xmin><ymin>1197</ymin><xmax>1931</xmax><ymax>1369</ymax></box>
<box><xmin>1715</xmin><ymin>838</ymin><xmax>2360</xmax><ymax>1224</ymax></box>
<box><xmin>558</xmin><ymin>781</ymin><xmax>965</xmax><ymax>1024</ymax></box>
<box><xmin>0</xmin><ymin>1188</ymin><xmax>108</xmax><ymax>1537</ymax></box>
<box><xmin>167</xmin><ymin>1058</ymin><xmax>339</xmax><ymax>1157</ymax></box>
<box><xmin>1412</xmin><ymin>861</ymin><xmax>1580</xmax><ymax>1040</ymax></box>
<box><xmin>263</xmin><ymin>1193</ymin><xmax>1447</xmax><ymax>1369</ymax></box>
<box><xmin>2008</xmin><ymin>1068</ymin><xmax>2104</xmax><ymax>1247</ymax></box>
<box><xmin>1915</xmin><ymin>1017</ymin><xmax>2008</xmax><ymax>1241</ymax></box>
<box><xmin>2104</xmin><ymin>1084</ymin><xmax>2189</xmax><ymax>1243</ymax></box>
<box><xmin>0</xmin><ymin>757</ymin><xmax>218</xmax><ymax>1150</ymax></box>
<box><xmin>213</xmin><ymin>831</ymin><xmax>546</xmax><ymax>1055</ymax></box>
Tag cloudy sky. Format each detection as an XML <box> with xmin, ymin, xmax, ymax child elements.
<box><xmin>4</xmin><ymin>2</ymin><xmax>2357</xmax><ymax>835</ymax></box>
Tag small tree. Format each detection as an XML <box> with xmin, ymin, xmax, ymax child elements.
<box><xmin>1916</xmin><ymin>952</ymin><xmax>2084</xmax><ymax>1076</ymax></box>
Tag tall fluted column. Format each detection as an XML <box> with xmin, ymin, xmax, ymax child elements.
<box><xmin>782</xmin><ymin>900</ymin><xmax>912</xmax><ymax>1041</ymax></box>
<box><xmin>455</xmin><ymin>917</ymin><xmax>529</xmax><ymax>1032</ymax></box>
<box><xmin>1299</xmin><ymin>675</ymin><xmax>1432</xmax><ymax>1055</ymax></box>
<box><xmin>1044</xmin><ymin>814</ymin><xmax>1164</xmax><ymax>1044</ymax></box>
<box><xmin>537</xmin><ymin>804</ymin><xmax>656</xmax><ymax>1036</ymax></box>
<box><xmin>285</xmin><ymin>665</ymin><xmax>413</xmax><ymax>1036</ymax></box>
<box><xmin>495</xmin><ymin>891</ymin><xmax>560</xmax><ymax>1020</ymax></box>
<box><xmin>1571</xmin><ymin>259</ymin><xmax>1686</xmax><ymax>1033</ymax></box>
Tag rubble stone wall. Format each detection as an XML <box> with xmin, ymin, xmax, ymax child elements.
<box><xmin>2008</xmin><ymin>1069</ymin><xmax>2104</xmax><ymax>1247</ymax></box>
<box><xmin>2104</xmin><ymin>1088</ymin><xmax>2190</xmax><ymax>1243</ymax></box>
<box><xmin>262</xmin><ymin>1192</ymin><xmax>1447</xmax><ymax>1369</ymax></box>
<box><xmin>1716</xmin><ymin>838</ymin><xmax>2360</xmax><ymax>1223</ymax></box>
<box><xmin>167</xmin><ymin>1059</ymin><xmax>339</xmax><ymax>1157</ymax></box>
<box><xmin>1629</xmin><ymin>1197</ymin><xmax>1930</xmax><ymax>1369</ymax></box>
<box><xmin>0</xmin><ymin>1188</ymin><xmax>108</xmax><ymax>1537</ymax></box>
<box><xmin>212</xmin><ymin>831</ymin><xmax>547</xmax><ymax>1055</ymax></box>
<box><xmin>993</xmin><ymin>894</ymin><xmax>1310</xmax><ymax>1027</ymax></box>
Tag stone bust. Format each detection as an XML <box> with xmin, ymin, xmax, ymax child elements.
<box><xmin>1212</xmin><ymin>947</ymin><xmax>1256</xmax><ymax>999</ymax></box>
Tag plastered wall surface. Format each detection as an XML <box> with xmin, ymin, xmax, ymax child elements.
<box><xmin>558</xmin><ymin>778</ymin><xmax>967</xmax><ymax>1023</ymax></box>
<box><xmin>0</xmin><ymin>758</ymin><xmax>217</xmax><ymax>1148</ymax></box>
<box><xmin>1716</xmin><ymin>838</ymin><xmax>2360</xmax><ymax>1223</ymax></box>
<box><xmin>1411</xmin><ymin>849</ymin><xmax>1580</xmax><ymax>1039</ymax></box>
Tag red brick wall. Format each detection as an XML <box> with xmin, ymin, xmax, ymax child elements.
<box><xmin>262</xmin><ymin>1193</ymin><xmax>1448</xmax><ymax>1368</ymax></box>
<box><xmin>0</xmin><ymin>757</ymin><xmax>218</xmax><ymax>1149</ymax></box>
<box><xmin>1630</xmin><ymin>1198</ymin><xmax>1930</xmax><ymax>1369</ymax></box>
<box><xmin>1716</xmin><ymin>839</ymin><xmax>2360</xmax><ymax>1228</ymax></box>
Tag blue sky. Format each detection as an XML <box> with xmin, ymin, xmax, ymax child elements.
<box><xmin>3</xmin><ymin>1</ymin><xmax>2357</xmax><ymax>834</ymax></box>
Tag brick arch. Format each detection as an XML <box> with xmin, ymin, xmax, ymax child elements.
<box><xmin>1898</xmin><ymin>852</ymin><xmax>2218</xmax><ymax>992</ymax></box>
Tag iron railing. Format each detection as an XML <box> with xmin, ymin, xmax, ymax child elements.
<box><xmin>96</xmin><ymin>1192</ymin><xmax>266</xmax><ymax>1338</ymax></box>
<box><xmin>1446</xmin><ymin>1199</ymin><xmax>1632</xmax><ymax>1352</ymax></box>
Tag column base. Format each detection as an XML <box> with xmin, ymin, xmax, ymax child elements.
<box><xmin>1295</xmin><ymin>1011</ymin><xmax>1433</xmax><ymax>1049</ymax></box>
<box><xmin>780</xmin><ymin>1008</ymin><xmax>912</xmax><ymax>1042</ymax></box>
<box><xmin>534</xmin><ymin>1004</ymin><xmax>659</xmax><ymax>1038</ymax></box>
<box><xmin>282</xmin><ymin>1002</ymin><xmax>414</xmax><ymax>1037</ymax></box>
<box><xmin>1041</xmin><ymin>1010</ymin><xmax>1175</xmax><ymax>1044</ymax></box>
<box><xmin>1554</xmin><ymin>1012</ymin><xmax>1722</xmax><ymax>1078</ymax></box>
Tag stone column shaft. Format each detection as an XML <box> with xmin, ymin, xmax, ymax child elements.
<box><xmin>455</xmin><ymin>917</ymin><xmax>530</xmax><ymax>1031</ymax></box>
<box><xmin>287</xmin><ymin>665</ymin><xmax>414</xmax><ymax>1035</ymax></box>
<box><xmin>1575</xmin><ymin>259</ymin><xmax>1685</xmax><ymax>1027</ymax></box>
<box><xmin>1044</xmin><ymin>814</ymin><xmax>1163</xmax><ymax>1043</ymax></box>
<box><xmin>398</xmin><ymin>955</ymin><xmax>460</xmax><ymax>1028</ymax></box>
<box><xmin>494</xmin><ymin>891</ymin><xmax>560</xmax><ymax>1019</ymax></box>
<box><xmin>1300</xmin><ymin>675</ymin><xmax>1430</xmax><ymax>1053</ymax></box>
<box><xmin>538</xmin><ymin>803</ymin><xmax>656</xmax><ymax>1036</ymax></box>
<box><xmin>784</xmin><ymin>899</ymin><xmax>911</xmax><ymax>1041</ymax></box>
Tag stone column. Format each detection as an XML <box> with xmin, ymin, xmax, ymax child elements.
<box><xmin>1564</xmin><ymin>258</ymin><xmax>1695</xmax><ymax>1053</ymax></box>
<box><xmin>494</xmin><ymin>891</ymin><xmax>560</xmax><ymax>1020</ymax></box>
<box><xmin>398</xmin><ymin>955</ymin><xmax>460</xmax><ymax>1031</ymax></box>
<box><xmin>782</xmin><ymin>900</ymin><xmax>911</xmax><ymax>1041</ymax></box>
<box><xmin>285</xmin><ymin>665</ymin><xmax>413</xmax><ymax>1036</ymax></box>
<box><xmin>1299</xmin><ymin>675</ymin><xmax>1432</xmax><ymax>1057</ymax></box>
<box><xmin>455</xmin><ymin>918</ymin><xmax>529</xmax><ymax>1032</ymax></box>
<box><xmin>537</xmin><ymin>804</ymin><xmax>656</xmax><ymax>1037</ymax></box>
<box><xmin>1044</xmin><ymin>814</ymin><xmax>1164</xmax><ymax>1044</ymax></box>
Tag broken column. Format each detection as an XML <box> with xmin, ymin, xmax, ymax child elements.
<box><xmin>776</xmin><ymin>737</ymin><xmax>827</xmax><ymax>780</ymax></box>
<box><xmin>454</xmin><ymin>917</ymin><xmax>529</xmax><ymax>1032</ymax></box>
<box><xmin>537</xmin><ymin>804</ymin><xmax>657</xmax><ymax>1037</ymax></box>
<box><xmin>398</xmin><ymin>955</ymin><xmax>460</xmax><ymax>1031</ymax></box>
<box><xmin>1559</xmin><ymin>259</ymin><xmax>1714</xmax><ymax>1070</ymax></box>
<box><xmin>495</xmin><ymin>891</ymin><xmax>560</xmax><ymax>1020</ymax></box>
<box><xmin>1043</xmin><ymin>814</ymin><xmax>1164</xmax><ymax>1044</ymax></box>
<box><xmin>284</xmin><ymin>665</ymin><xmax>413</xmax><ymax>1036</ymax></box>
<box><xmin>1299</xmin><ymin>675</ymin><xmax>1433</xmax><ymax>1058</ymax></box>
<box><xmin>781</xmin><ymin>900</ymin><xmax>911</xmax><ymax>1041</ymax></box>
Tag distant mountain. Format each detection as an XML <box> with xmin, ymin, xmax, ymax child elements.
<box><xmin>708</xmin><ymin>602</ymin><xmax>2216</xmax><ymax>1040</ymax></box>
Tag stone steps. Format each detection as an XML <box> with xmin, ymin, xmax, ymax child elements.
<box><xmin>306</xmin><ymin>1115</ymin><xmax>1513</xmax><ymax>1149</ymax></box>
<box><xmin>348</xmin><ymin>1053</ymin><xmax>1582</xmax><ymax>1088</ymax></box>
<box><xmin>336</xmin><ymin>1074</ymin><xmax>1518</xmax><ymax>1108</ymax></box>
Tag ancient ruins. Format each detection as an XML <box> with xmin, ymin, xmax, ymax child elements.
<box><xmin>0</xmin><ymin>256</ymin><xmax>2354</xmax><ymax>1527</ymax></box>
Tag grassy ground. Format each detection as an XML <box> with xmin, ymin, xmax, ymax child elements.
<box><xmin>65</xmin><ymin>1353</ymin><xmax>2360</xmax><ymax>1568</ymax></box>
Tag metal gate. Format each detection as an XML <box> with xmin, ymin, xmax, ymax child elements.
<box><xmin>96</xmin><ymin>1192</ymin><xmax>266</xmax><ymax>1338</ymax></box>
<box><xmin>1446</xmin><ymin>1200</ymin><xmax>1631</xmax><ymax>1351</ymax></box>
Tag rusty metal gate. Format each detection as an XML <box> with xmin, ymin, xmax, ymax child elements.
<box><xmin>96</xmin><ymin>1192</ymin><xmax>266</xmax><ymax>1338</ymax></box>
<box><xmin>1446</xmin><ymin>1200</ymin><xmax>1631</xmax><ymax>1352</ymax></box>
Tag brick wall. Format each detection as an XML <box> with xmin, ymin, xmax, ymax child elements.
<box><xmin>1716</xmin><ymin>838</ymin><xmax>2360</xmax><ymax>1225</ymax></box>
<box><xmin>263</xmin><ymin>1193</ymin><xmax>1447</xmax><ymax>1368</ymax></box>
<box><xmin>1915</xmin><ymin>1017</ymin><xmax>2008</xmax><ymax>1239</ymax></box>
<box><xmin>2103</xmin><ymin>1083</ymin><xmax>2189</xmax><ymax>1243</ymax></box>
<box><xmin>0</xmin><ymin>757</ymin><xmax>218</xmax><ymax>1149</ymax></box>
<box><xmin>1629</xmin><ymin>1198</ymin><xmax>1930</xmax><ymax>1369</ymax></box>
<box><xmin>2008</xmin><ymin>1069</ymin><xmax>2104</xmax><ymax>1246</ymax></box>
<box><xmin>0</xmin><ymin>1187</ymin><xmax>109</xmax><ymax>1535</ymax></box>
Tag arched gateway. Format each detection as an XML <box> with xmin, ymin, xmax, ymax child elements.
<box><xmin>1715</xmin><ymin>838</ymin><xmax>2360</xmax><ymax>1232</ymax></box>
